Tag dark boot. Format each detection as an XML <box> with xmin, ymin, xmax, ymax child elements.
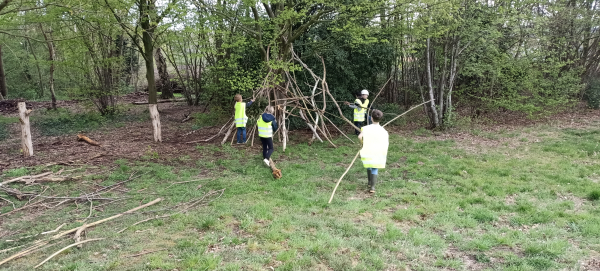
<box><xmin>370</xmin><ymin>174</ymin><xmax>377</xmax><ymax>193</ymax></box>
<box><xmin>367</xmin><ymin>169</ymin><xmax>372</xmax><ymax>189</ymax></box>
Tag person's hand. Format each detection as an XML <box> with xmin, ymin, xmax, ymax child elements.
<box><xmin>251</xmin><ymin>99</ymin><xmax>255</xmax><ymax>102</ymax></box>
<box><xmin>344</xmin><ymin>101</ymin><xmax>350</xmax><ymax>105</ymax></box>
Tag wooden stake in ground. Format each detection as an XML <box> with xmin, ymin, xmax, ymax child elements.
<box><xmin>18</xmin><ymin>102</ymin><xmax>33</xmax><ymax>157</ymax></box>
<box><xmin>77</xmin><ymin>134</ymin><xmax>101</xmax><ymax>146</ymax></box>
<box><xmin>149</xmin><ymin>104</ymin><xmax>162</xmax><ymax>142</ymax></box>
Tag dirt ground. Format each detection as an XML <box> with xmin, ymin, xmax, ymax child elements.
<box><xmin>0</xmin><ymin>95</ymin><xmax>598</xmax><ymax>173</ymax></box>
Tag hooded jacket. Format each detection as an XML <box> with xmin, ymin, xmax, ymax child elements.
<box><xmin>261</xmin><ymin>113</ymin><xmax>278</xmax><ymax>133</ymax></box>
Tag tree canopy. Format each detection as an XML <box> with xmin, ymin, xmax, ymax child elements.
<box><xmin>0</xmin><ymin>0</ymin><xmax>598</xmax><ymax>127</ymax></box>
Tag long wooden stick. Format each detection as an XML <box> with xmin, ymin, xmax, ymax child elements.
<box><xmin>383</xmin><ymin>100</ymin><xmax>432</xmax><ymax>127</ymax></box>
<box><xmin>327</xmin><ymin>101</ymin><xmax>432</xmax><ymax>204</ymax></box>
<box><xmin>328</xmin><ymin>151</ymin><xmax>360</xmax><ymax>204</ymax></box>
<box><xmin>51</xmin><ymin>198</ymin><xmax>162</xmax><ymax>240</ymax></box>
<box><xmin>34</xmin><ymin>238</ymin><xmax>104</xmax><ymax>268</ymax></box>
<box><xmin>1</xmin><ymin>172</ymin><xmax>52</xmax><ymax>186</ymax></box>
<box><xmin>123</xmin><ymin>248</ymin><xmax>167</xmax><ymax>258</ymax></box>
<box><xmin>0</xmin><ymin>242</ymin><xmax>49</xmax><ymax>266</ymax></box>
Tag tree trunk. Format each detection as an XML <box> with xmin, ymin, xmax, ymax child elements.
<box><xmin>154</xmin><ymin>48</ymin><xmax>173</xmax><ymax>99</ymax></box>
<box><xmin>438</xmin><ymin>40</ymin><xmax>449</xmax><ymax>124</ymax></box>
<box><xmin>149</xmin><ymin>104</ymin><xmax>162</xmax><ymax>142</ymax></box>
<box><xmin>0</xmin><ymin>45</ymin><xmax>7</xmax><ymax>99</ymax></box>
<box><xmin>40</xmin><ymin>24</ymin><xmax>57</xmax><ymax>109</ymax></box>
<box><xmin>26</xmin><ymin>38</ymin><xmax>45</xmax><ymax>98</ymax></box>
<box><xmin>140</xmin><ymin>0</ymin><xmax>161</xmax><ymax>142</ymax></box>
<box><xmin>446</xmin><ymin>40</ymin><xmax>460</xmax><ymax>121</ymax></box>
<box><xmin>18</xmin><ymin>102</ymin><xmax>33</xmax><ymax>157</ymax></box>
<box><xmin>426</xmin><ymin>38</ymin><xmax>439</xmax><ymax>128</ymax></box>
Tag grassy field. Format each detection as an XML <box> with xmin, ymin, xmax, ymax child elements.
<box><xmin>1</xmin><ymin>122</ymin><xmax>600</xmax><ymax>270</ymax></box>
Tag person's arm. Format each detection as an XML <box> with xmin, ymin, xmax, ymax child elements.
<box><xmin>246</xmin><ymin>100</ymin><xmax>254</xmax><ymax>107</ymax></box>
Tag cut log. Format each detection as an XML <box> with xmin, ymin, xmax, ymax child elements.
<box><xmin>149</xmin><ymin>104</ymin><xmax>162</xmax><ymax>142</ymax></box>
<box><xmin>132</xmin><ymin>98</ymin><xmax>186</xmax><ymax>105</ymax></box>
<box><xmin>269</xmin><ymin>158</ymin><xmax>282</xmax><ymax>179</ymax></box>
<box><xmin>77</xmin><ymin>134</ymin><xmax>100</xmax><ymax>146</ymax></box>
<box><xmin>18</xmin><ymin>102</ymin><xmax>33</xmax><ymax>157</ymax></box>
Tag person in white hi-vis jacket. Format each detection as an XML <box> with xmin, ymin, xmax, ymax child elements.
<box><xmin>358</xmin><ymin>109</ymin><xmax>389</xmax><ymax>193</ymax></box>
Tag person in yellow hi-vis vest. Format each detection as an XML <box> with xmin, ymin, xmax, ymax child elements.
<box><xmin>358</xmin><ymin>110</ymin><xmax>389</xmax><ymax>193</ymax></box>
<box><xmin>345</xmin><ymin>89</ymin><xmax>370</xmax><ymax>135</ymax></box>
<box><xmin>257</xmin><ymin>106</ymin><xmax>279</xmax><ymax>167</ymax></box>
<box><xmin>234</xmin><ymin>94</ymin><xmax>254</xmax><ymax>144</ymax></box>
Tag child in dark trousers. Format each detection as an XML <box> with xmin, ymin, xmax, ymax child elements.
<box><xmin>256</xmin><ymin>106</ymin><xmax>279</xmax><ymax>166</ymax></box>
<box><xmin>234</xmin><ymin>94</ymin><xmax>254</xmax><ymax>144</ymax></box>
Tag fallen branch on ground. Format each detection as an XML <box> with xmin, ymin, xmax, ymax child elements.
<box><xmin>131</xmin><ymin>98</ymin><xmax>186</xmax><ymax>105</ymax></box>
<box><xmin>166</xmin><ymin>179</ymin><xmax>206</xmax><ymax>189</ymax></box>
<box><xmin>77</xmin><ymin>134</ymin><xmax>101</xmax><ymax>146</ymax></box>
<box><xmin>118</xmin><ymin>189</ymin><xmax>225</xmax><ymax>233</ymax></box>
<box><xmin>52</xmin><ymin>198</ymin><xmax>163</xmax><ymax>240</ymax></box>
<box><xmin>124</xmin><ymin>248</ymin><xmax>167</xmax><ymax>258</ymax></box>
<box><xmin>0</xmin><ymin>172</ymin><xmax>52</xmax><ymax>186</ymax></box>
<box><xmin>34</xmin><ymin>238</ymin><xmax>104</xmax><ymax>268</ymax></box>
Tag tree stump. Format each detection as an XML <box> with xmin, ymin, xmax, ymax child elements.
<box><xmin>149</xmin><ymin>104</ymin><xmax>162</xmax><ymax>142</ymax></box>
<box><xmin>18</xmin><ymin>102</ymin><xmax>33</xmax><ymax>157</ymax></box>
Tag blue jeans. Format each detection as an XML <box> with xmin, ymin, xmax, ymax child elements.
<box><xmin>236</xmin><ymin>127</ymin><xmax>246</xmax><ymax>143</ymax></box>
<box><xmin>367</xmin><ymin>168</ymin><xmax>378</xmax><ymax>175</ymax></box>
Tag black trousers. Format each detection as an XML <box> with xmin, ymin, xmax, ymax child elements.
<box><xmin>354</xmin><ymin>121</ymin><xmax>363</xmax><ymax>135</ymax></box>
<box><xmin>260</xmin><ymin>137</ymin><xmax>274</xmax><ymax>160</ymax></box>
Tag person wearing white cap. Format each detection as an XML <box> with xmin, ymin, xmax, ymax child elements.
<box><xmin>345</xmin><ymin>89</ymin><xmax>370</xmax><ymax>135</ymax></box>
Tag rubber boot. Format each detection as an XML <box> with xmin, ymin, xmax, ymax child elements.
<box><xmin>367</xmin><ymin>169</ymin><xmax>372</xmax><ymax>189</ymax></box>
<box><xmin>369</xmin><ymin>174</ymin><xmax>377</xmax><ymax>193</ymax></box>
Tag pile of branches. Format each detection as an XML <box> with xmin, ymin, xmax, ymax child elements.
<box><xmin>196</xmin><ymin>47</ymin><xmax>389</xmax><ymax>150</ymax></box>
<box><xmin>0</xmin><ymin>169</ymin><xmax>225</xmax><ymax>268</ymax></box>
<box><xmin>0</xmin><ymin>170</ymin><xmax>131</xmax><ymax>218</ymax></box>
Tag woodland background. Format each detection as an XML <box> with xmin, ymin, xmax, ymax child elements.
<box><xmin>0</xmin><ymin>0</ymin><xmax>598</xmax><ymax>128</ymax></box>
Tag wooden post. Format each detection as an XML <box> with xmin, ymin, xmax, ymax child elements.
<box><xmin>18</xmin><ymin>102</ymin><xmax>33</xmax><ymax>157</ymax></box>
<box><xmin>282</xmin><ymin>105</ymin><xmax>288</xmax><ymax>152</ymax></box>
<box><xmin>149</xmin><ymin>104</ymin><xmax>161</xmax><ymax>142</ymax></box>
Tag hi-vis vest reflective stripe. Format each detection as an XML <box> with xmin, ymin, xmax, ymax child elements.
<box><xmin>360</xmin><ymin>124</ymin><xmax>389</xmax><ymax>168</ymax></box>
<box><xmin>257</xmin><ymin>117</ymin><xmax>273</xmax><ymax>138</ymax></box>
<box><xmin>353</xmin><ymin>99</ymin><xmax>369</xmax><ymax>122</ymax></box>
<box><xmin>235</xmin><ymin>102</ymin><xmax>248</xmax><ymax>127</ymax></box>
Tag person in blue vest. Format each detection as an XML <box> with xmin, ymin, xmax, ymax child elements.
<box><xmin>257</xmin><ymin>106</ymin><xmax>279</xmax><ymax>167</ymax></box>
<box><xmin>345</xmin><ymin>89</ymin><xmax>370</xmax><ymax>135</ymax></box>
<box><xmin>234</xmin><ymin>94</ymin><xmax>254</xmax><ymax>144</ymax></box>
<box><xmin>358</xmin><ymin>109</ymin><xmax>389</xmax><ymax>193</ymax></box>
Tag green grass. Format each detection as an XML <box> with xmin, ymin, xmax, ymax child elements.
<box><xmin>1</xmin><ymin>125</ymin><xmax>600</xmax><ymax>270</ymax></box>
